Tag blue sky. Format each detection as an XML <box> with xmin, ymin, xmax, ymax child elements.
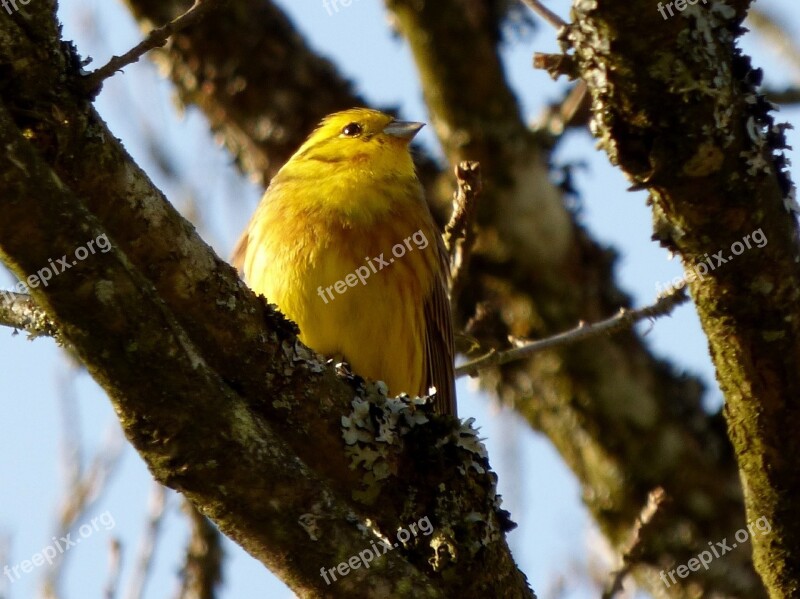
<box><xmin>2</xmin><ymin>1</ymin><xmax>799</xmax><ymax>597</ymax></box>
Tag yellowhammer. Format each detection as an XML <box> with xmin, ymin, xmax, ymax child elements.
<box><xmin>233</xmin><ymin>108</ymin><xmax>457</xmax><ymax>416</ymax></box>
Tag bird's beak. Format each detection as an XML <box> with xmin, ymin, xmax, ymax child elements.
<box><xmin>383</xmin><ymin>120</ymin><xmax>424</xmax><ymax>140</ymax></box>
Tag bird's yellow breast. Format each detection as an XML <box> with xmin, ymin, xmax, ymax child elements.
<box><xmin>243</xmin><ymin>176</ymin><xmax>440</xmax><ymax>398</ymax></box>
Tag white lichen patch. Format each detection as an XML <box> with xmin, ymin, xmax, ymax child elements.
<box><xmin>341</xmin><ymin>394</ymin><xmax>509</xmax><ymax>564</ymax></box>
<box><xmin>298</xmin><ymin>512</ymin><xmax>321</xmax><ymax>541</ymax></box>
<box><xmin>783</xmin><ymin>185</ymin><xmax>800</xmax><ymax>215</ymax></box>
<box><xmin>216</xmin><ymin>294</ymin><xmax>237</xmax><ymax>311</ymax></box>
<box><xmin>573</xmin><ymin>0</ymin><xmax>598</xmax><ymax>12</ymax></box>
<box><xmin>659</xmin><ymin>3</ymin><xmax>737</xmax><ymax>137</ymax></box>
<box><xmin>341</xmin><ymin>387</ymin><xmax>433</xmax><ymax>504</ymax></box>
<box><xmin>450</xmin><ymin>417</ymin><xmax>489</xmax><ymax>463</ymax></box>
<box><xmin>120</xmin><ymin>161</ymin><xmax>167</xmax><ymax>228</ymax></box>
<box><xmin>175</xmin><ymin>234</ymin><xmax>216</xmax><ymax>276</ymax></box>
<box><xmin>281</xmin><ymin>339</ymin><xmax>326</xmax><ymax>376</ymax></box>
<box><xmin>94</xmin><ymin>279</ymin><xmax>116</xmax><ymax>304</ymax></box>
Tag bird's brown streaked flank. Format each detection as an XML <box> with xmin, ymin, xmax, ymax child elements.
<box><xmin>232</xmin><ymin>108</ymin><xmax>457</xmax><ymax>416</ymax></box>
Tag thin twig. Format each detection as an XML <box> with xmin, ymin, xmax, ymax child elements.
<box><xmin>41</xmin><ymin>424</ymin><xmax>124</xmax><ymax>599</ymax></box>
<box><xmin>456</xmin><ymin>286</ymin><xmax>688</xmax><ymax>378</ymax></box>
<box><xmin>124</xmin><ymin>484</ymin><xmax>168</xmax><ymax>599</ymax></box>
<box><xmin>747</xmin><ymin>9</ymin><xmax>800</xmax><ymax>83</ymax></box>
<box><xmin>104</xmin><ymin>539</ymin><xmax>122</xmax><ymax>599</ymax></box>
<box><xmin>534</xmin><ymin>81</ymin><xmax>589</xmax><ymax>137</ymax></box>
<box><xmin>764</xmin><ymin>87</ymin><xmax>800</xmax><ymax>105</ymax></box>
<box><xmin>444</xmin><ymin>161</ymin><xmax>482</xmax><ymax>299</ymax></box>
<box><xmin>0</xmin><ymin>291</ymin><xmax>59</xmax><ymax>339</ymax></box>
<box><xmin>82</xmin><ymin>0</ymin><xmax>226</xmax><ymax>95</ymax></box>
<box><xmin>519</xmin><ymin>0</ymin><xmax>568</xmax><ymax>29</ymax></box>
<box><xmin>602</xmin><ymin>488</ymin><xmax>667</xmax><ymax>599</ymax></box>
<box><xmin>175</xmin><ymin>500</ymin><xmax>224</xmax><ymax>599</ymax></box>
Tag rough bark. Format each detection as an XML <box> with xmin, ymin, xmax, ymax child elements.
<box><xmin>566</xmin><ymin>0</ymin><xmax>800</xmax><ymax>596</ymax></box>
<box><xmin>78</xmin><ymin>0</ymin><xmax>770</xmax><ymax>596</ymax></box>
<box><xmin>0</xmin><ymin>5</ymin><xmax>532</xmax><ymax>597</ymax></box>
<box><xmin>385</xmin><ymin>0</ymin><xmax>764</xmax><ymax>596</ymax></box>
<box><xmin>119</xmin><ymin>0</ymin><xmax>364</xmax><ymax>185</ymax></box>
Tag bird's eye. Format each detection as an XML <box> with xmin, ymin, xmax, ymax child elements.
<box><xmin>341</xmin><ymin>122</ymin><xmax>362</xmax><ymax>137</ymax></box>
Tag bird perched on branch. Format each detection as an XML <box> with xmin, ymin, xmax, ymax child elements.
<box><xmin>233</xmin><ymin>108</ymin><xmax>457</xmax><ymax>416</ymax></box>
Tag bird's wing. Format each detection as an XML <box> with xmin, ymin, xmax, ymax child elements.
<box><xmin>422</xmin><ymin>233</ymin><xmax>457</xmax><ymax>417</ymax></box>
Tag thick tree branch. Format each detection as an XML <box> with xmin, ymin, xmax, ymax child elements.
<box><xmin>565</xmin><ymin>0</ymin><xmax>800</xmax><ymax>595</ymax></box>
<box><xmin>384</xmin><ymin>0</ymin><xmax>762</xmax><ymax>596</ymax></box>
<box><xmin>0</xmin><ymin>101</ymin><xmax>441</xmax><ymax>598</ymax></box>
<box><xmin>0</xmin><ymin>5</ymin><xmax>532</xmax><ymax>597</ymax></box>
<box><xmin>105</xmin><ymin>0</ymin><xmax>767</xmax><ymax>596</ymax></box>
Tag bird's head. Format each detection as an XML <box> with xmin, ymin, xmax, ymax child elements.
<box><xmin>290</xmin><ymin>108</ymin><xmax>424</xmax><ymax>179</ymax></box>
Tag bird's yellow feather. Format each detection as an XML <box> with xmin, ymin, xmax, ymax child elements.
<box><xmin>234</xmin><ymin>108</ymin><xmax>456</xmax><ymax>415</ymax></box>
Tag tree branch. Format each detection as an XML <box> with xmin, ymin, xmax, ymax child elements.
<box><xmin>566</xmin><ymin>0</ymin><xmax>800</xmax><ymax>594</ymax></box>
<box><xmin>124</xmin><ymin>484</ymin><xmax>167</xmax><ymax>599</ymax></box>
<box><xmin>444</xmin><ymin>161</ymin><xmax>482</xmax><ymax>299</ymax></box>
<box><xmin>764</xmin><ymin>86</ymin><xmax>800</xmax><ymax>105</ymax></box>
<box><xmin>0</xmin><ymin>291</ymin><xmax>59</xmax><ymax>339</ymax></box>
<box><xmin>120</xmin><ymin>0</ymin><xmax>366</xmax><ymax>185</ymax></box>
<box><xmin>176</xmin><ymin>501</ymin><xmax>223</xmax><ymax>599</ymax></box>
<box><xmin>457</xmin><ymin>287</ymin><xmax>689</xmax><ymax>378</ymax></box>
<box><xmin>602</xmin><ymin>488</ymin><xmax>666</xmax><ymax>599</ymax></box>
<box><xmin>519</xmin><ymin>0</ymin><xmax>568</xmax><ymax>29</ymax></box>
<box><xmin>82</xmin><ymin>0</ymin><xmax>227</xmax><ymax>96</ymax></box>
<box><xmin>0</xmin><ymin>6</ymin><xmax>533</xmax><ymax>596</ymax></box>
<box><xmin>747</xmin><ymin>8</ymin><xmax>800</xmax><ymax>84</ymax></box>
<box><xmin>383</xmin><ymin>0</ymin><xmax>761</xmax><ymax>596</ymax></box>
<box><xmin>0</xmin><ymin>98</ymin><xmax>447</xmax><ymax>596</ymax></box>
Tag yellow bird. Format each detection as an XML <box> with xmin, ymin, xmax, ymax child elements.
<box><xmin>233</xmin><ymin>108</ymin><xmax>457</xmax><ymax>416</ymax></box>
